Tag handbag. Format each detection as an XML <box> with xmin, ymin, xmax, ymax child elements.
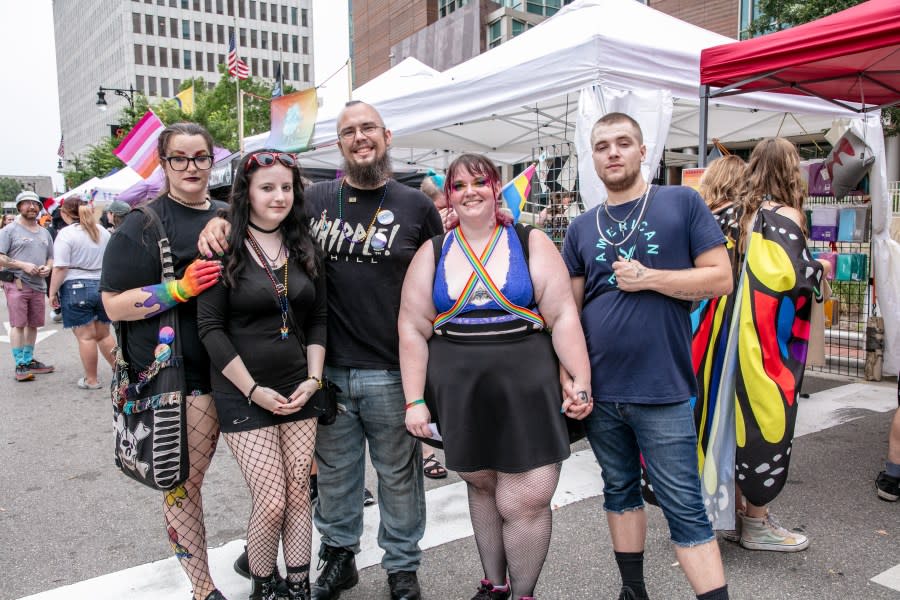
<box><xmin>110</xmin><ymin>205</ymin><xmax>189</xmax><ymax>491</ymax></box>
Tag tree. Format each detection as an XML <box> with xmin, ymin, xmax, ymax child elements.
<box><xmin>0</xmin><ymin>177</ymin><xmax>24</xmax><ymax>205</ymax></box>
<box><xmin>63</xmin><ymin>68</ymin><xmax>296</xmax><ymax>188</ymax></box>
<box><xmin>750</xmin><ymin>0</ymin><xmax>899</xmax><ymax>136</ymax></box>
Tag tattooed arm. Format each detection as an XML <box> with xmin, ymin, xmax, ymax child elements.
<box><xmin>102</xmin><ymin>259</ymin><xmax>222</xmax><ymax>322</ymax></box>
<box><xmin>612</xmin><ymin>245</ymin><xmax>732</xmax><ymax>300</ymax></box>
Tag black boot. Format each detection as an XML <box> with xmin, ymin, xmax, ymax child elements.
<box><xmin>249</xmin><ymin>573</ymin><xmax>279</xmax><ymax>600</ymax></box>
<box><xmin>310</xmin><ymin>545</ymin><xmax>358</xmax><ymax>600</ymax></box>
<box><xmin>286</xmin><ymin>579</ymin><xmax>312</xmax><ymax>600</ymax></box>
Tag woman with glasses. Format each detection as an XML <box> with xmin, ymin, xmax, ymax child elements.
<box><xmin>198</xmin><ymin>149</ymin><xmax>325</xmax><ymax>600</ymax></box>
<box><xmin>398</xmin><ymin>154</ymin><xmax>592</xmax><ymax>600</ymax></box>
<box><xmin>101</xmin><ymin>122</ymin><xmax>227</xmax><ymax>600</ymax></box>
<box><xmin>48</xmin><ymin>195</ymin><xmax>115</xmax><ymax>389</ymax></box>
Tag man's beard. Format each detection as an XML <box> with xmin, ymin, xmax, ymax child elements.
<box><xmin>343</xmin><ymin>148</ymin><xmax>393</xmax><ymax>188</ymax></box>
<box><xmin>601</xmin><ymin>165</ymin><xmax>642</xmax><ymax>193</ymax></box>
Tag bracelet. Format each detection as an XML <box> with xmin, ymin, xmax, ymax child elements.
<box><xmin>305</xmin><ymin>375</ymin><xmax>323</xmax><ymax>389</ymax></box>
<box><xmin>246</xmin><ymin>383</ymin><xmax>259</xmax><ymax>405</ymax></box>
<box><xmin>405</xmin><ymin>398</ymin><xmax>425</xmax><ymax>410</ymax></box>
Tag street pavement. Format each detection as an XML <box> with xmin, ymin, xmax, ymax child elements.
<box><xmin>1</xmin><ymin>291</ymin><xmax>898</xmax><ymax>600</ymax></box>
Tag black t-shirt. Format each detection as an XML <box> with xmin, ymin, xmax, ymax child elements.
<box><xmin>100</xmin><ymin>196</ymin><xmax>227</xmax><ymax>392</ymax></box>
<box><xmin>197</xmin><ymin>255</ymin><xmax>327</xmax><ymax>397</ymax></box>
<box><xmin>306</xmin><ymin>179</ymin><xmax>443</xmax><ymax>370</ymax></box>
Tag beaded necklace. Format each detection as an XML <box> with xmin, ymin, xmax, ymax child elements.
<box><xmin>595</xmin><ymin>184</ymin><xmax>652</xmax><ymax>251</ymax></box>
<box><xmin>336</xmin><ymin>178</ymin><xmax>388</xmax><ymax>243</ymax></box>
<box><xmin>246</xmin><ymin>232</ymin><xmax>290</xmax><ymax>340</ymax></box>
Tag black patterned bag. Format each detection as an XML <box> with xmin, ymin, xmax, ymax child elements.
<box><xmin>110</xmin><ymin>206</ymin><xmax>189</xmax><ymax>491</ymax></box>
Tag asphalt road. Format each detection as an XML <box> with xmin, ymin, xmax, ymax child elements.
<box><xmin>1</xmin><ymin>295</ymin><xmax>897</xmax><ymax>600</ymax></box>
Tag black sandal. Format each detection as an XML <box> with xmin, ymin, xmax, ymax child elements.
<box><xmin>423</xmin><ymin>454</ymin><xmax>448</xmax><ymax>479</ymax></box>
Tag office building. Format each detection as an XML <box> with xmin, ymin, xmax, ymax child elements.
<box><xmin>53</xmin><ymin>0</ymin><xmax>313</xmax><ymax>159</ymax></box>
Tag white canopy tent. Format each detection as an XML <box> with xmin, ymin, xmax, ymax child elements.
<box><xmin>92</xmin><ymin>167</ymin><xmax>143</xmax><ymax>204</ymax></box>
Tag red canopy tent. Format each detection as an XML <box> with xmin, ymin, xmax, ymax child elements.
<box><xmin>696</xmin><ymin>0</ymin><xmax>900</xmax><ymax>164</ymax></box>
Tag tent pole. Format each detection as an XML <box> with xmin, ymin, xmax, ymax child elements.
<box><xmin>698</xmin><ymin>85</ymin><xmax>709</xmax><ymax>167</ymax></box>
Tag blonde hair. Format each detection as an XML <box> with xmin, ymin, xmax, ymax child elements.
<box><xmin>742</xmin><ymin>137</ymin><xmax>807</xmax><ymax>238</ymax></box>
<box><xmin>61</xmin><ymin>196</ymin><xmax>101</xmax><ymax>244</ymax></box>
<box><xmin>699</xmin><ymin>155</ymin><xmax>748</xmax><ymax>213</ymax></box>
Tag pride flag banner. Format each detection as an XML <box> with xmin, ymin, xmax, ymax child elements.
<box><xmin>114</xmin><ymin>111</ymin><xmax>165</xmax><ymax>179</ymax></box>
<box><xmin>174</xmin><ymin>86</ymin><xmax>194</xmax><ymax>115</ymax></box>
<box><xmin>266</xmin><ymin>88</ymin><xmax>318</xmax><ymax>152</ymax></box>
<box><xmin>500</xmin><ymin>163</ymin><xmax>536</xmax><ymax>223</ymax></box>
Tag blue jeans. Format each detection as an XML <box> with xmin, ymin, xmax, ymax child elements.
<box><xmin>585</xmin><ymin>400</ymin><xmax>714</xmax><ymax>547</ymax></box>
<box><xmin>314</xmin><ymin>367</ymin><xmax>425</xmax><ymax>572</ymax></box>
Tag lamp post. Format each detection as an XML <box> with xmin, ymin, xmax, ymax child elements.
<box><xmin>96</xmin><ymin>85</ymin><xmax>136</xmax><ymax>111</ymax></box>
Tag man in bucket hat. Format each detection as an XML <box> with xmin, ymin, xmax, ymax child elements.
<box><xmin>0</xmin><ymin>191</ymin><xmax>55</xmax><ymax>381</ymax></box>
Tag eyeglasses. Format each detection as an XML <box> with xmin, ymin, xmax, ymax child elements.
<box><xmin>338</xmin><ymin>124</ymin><xmax>386</xmax><ymax>141</ymax></box>
<box><xmin>450</xmin><ymin>177</ymin><xmax>490</xmax><ymax>193</ymax></box>
<box><xmin>162</xmin><ymin>155</ymin><xmax>214</xmax><ymax>171</ymax></box>
<box><xmin>245</xmin><ymin>152</ymin><xmax>298</xmax><ymax>171</ymax></box>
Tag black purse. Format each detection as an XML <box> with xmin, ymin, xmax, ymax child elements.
<box><xmin>110</xmin><ymin>205</ymin><xmax>189</xmax><ymax>491</ymax></box>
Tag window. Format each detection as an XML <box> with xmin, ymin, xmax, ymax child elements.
<box><xmin>250</xmin><ymin>29</ymin><xmax>257</xmax><ymax>48</ymax></box>
<box><xmin>148</xmin><ymin>77</ymin><xmax>157</xmax><ymax>96</ymax></box>
<box><xmin>208</xmin><ymin>82</ymin><xmax>215</xmax><ymax>90</ymax></box>
<box><xmin>301</xmin><ymin>8</ymin><xmax>308</xmax><ymax>27</ymax></box>
<box><xmin>147</xmin><ymin>45</ymin><xmax>156</xmax><ymax>66</ymax></box>
<box><xmin>205</xmin><ymin>0</ymin><xmax>212</xmax><ymax>10</ymax></box>
<box><xmin>218</xmin><ymin>53</ymin><xmax>225</xmax><ymax>66</ymax></box>
<box><xmin>170</xmin><ymin>18</ymin><xmax>177</xmax><ymax>38</ymax></box>
<box><xmin>227</xmin><ymin>0</ymin><xmax>234</xmax><ymax>16</ymax></box>
<box><xmin>262</xmin><ymin>59</ymin><xmax>269</xmax><ymax>77</ymax></box>
<box><xmin>193</xmin><ymin>0</ymin><xmax>200</xmax><ymax>9</ymax></box>
<box><xmin>132</xmin><ymin>12</ymin><xmax>142</xmax><ymax>33</ymax></box>
<box><xmin>271</xmin><ymin>3</ymin><xmax>277</xmax><ymax>23</ymax></box>
<box><xmin>303</xmin><ymin>63</ymin><xmax>309</xmax><ymax>82</ymax></box>
<box><xmin>136</xmin><ymin>75</ymin><xmax>145</xmax><ymax>93</ymax></box>
<box><xmin>249</xmin><ymin>0</ymin><xmax>256</xmax><ymax>18</ymax></box>
<box><xmin>206</xmin><ymin>23</ymin><xmax>213</xmax><ymax>42</ymax></box>
<box><xmin>216</xmin><ymin>0</ymin><xmax>223</xmax><ymax>14</ymax></box>
<box><xmin>260</xmin><ymin>2</ymin><xmax>266</xmax><ymax>20</ymax></box>
<box><xmin>739</xmin><ymin>0</ymin><xmax>765</xmax><ymax>39</ymax></box>
<box><xmin>291</xmin><ymin>6</ymin><xmax>297</xmax><ymax>25</ymax></box>
<box><xmin>272</xmin><ymin>31</ymin><xmax>278</xmax><ymax>51</ymax></box>
<box><xmin>217</xmin><ymin>24</ymin><xmax>225</xmax><ymax>44</ymax></box>
<box><xmin>169</xmin><ymin>0</ymin><xmax>176</xmax><ymax>6</ymax></box>
<box><xmin>438</xmin><ymin>0</ymin><xmax>468</xmax><ymax>18</ymax></box>
<box><xmin>488</xmin><ymin>20</ymin><xmax>501</xmax><ymax>49</ymax></box>
<box><xmin>160</xmin><ymin>47</ymin><xmax>168</xmax><ymax>67</ymax></box>
<box><xmin>261</xmin><ymin>31</ymin><xmax>267</xmax><ymax>49</ymax></box>
<box><xmin>511</xmin><ymin>19</ymin><xmax>526</xmax><ymax>36</ymax></box>
<box><xmin>291</xmin><ymin>34</ymin><xmax>298</xmax><ymax>53</ymax></box>
<box><xmin>251</xmin><ymin>57</ymin><xmax>258</xmax><ymax>74</ymax></box>
<box><xmin>158</xmin><ymin>16</ymin><xmax>166</xmax><ymax>36</ymax></box>
<box><xmin>240</xmin><ymin>27</ymin><xmax>247</xmax><ymax>47</ymax></box>
<box><xmin>184</xmin><ymin>51</ymin><xmax>192</xmax><ymax>69</ymax></box>
<box><xmin>194</xmin><ymin>21</ymin><xmax>202</xmax><ymax>41</ymax></box>
<box><xmin>292</xmin><ymin>62</ymin><xmax>299</xmax><ymax>81</ymax></box>
<box><xmin>282</xmin><ymin>33</ymin><xmax>288</xmax><ymax>52</ymax></box>
<box><xmin>239</xmin><ymin>0</ymin><xmax>245</xmax><ymax>17</ymax></box>
<box><xmin>174</xmin><ymin>78</ymin><xmax>181</xmax><ymax>91</ymax></box>
<box><xmin>145</xmin><ymin>14</ymin><xmax>154</xmax><ymax>34</ymax></box>
<box><xmin>134</xmin><ymin>44</ymin><xmax>143</xmax><ymax>64</ymax></box>
<box><xmin>181</xmin><ymin>0</ymin><xmax>188</xmax><ymax>7</ymax></box>
<box><xmin>182</xmin><ymin>19</ymin><xmax>190</xmax><ymax>39</ymax></box>
<box><xmin>172</xmin><ymin>48</ymin><xmax>180</xmax><ymax>67</ymax></box>
<box><xmin>281</xmin><ymin>5</ymin><xmax>287</xmax><ymax>23</ymax></box>
<box><xmin>207</xmin><ymin>52</ymin><xmax>215</xmax><ymax>72</ymax></box>
<box><xmin>161</xmin><ymin>78</ymin><xmax>170</xmax><ymax>97</ymax></box>
<box><xmin>195</xmin><ymin>51</ymin><xmax>203</xmax><ymax>71</ymax></box>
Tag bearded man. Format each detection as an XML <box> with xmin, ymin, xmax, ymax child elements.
<box><xmin>200</xmin><ymin>101</ymin><xmax>442</xmax><ymax>600</ymax></box>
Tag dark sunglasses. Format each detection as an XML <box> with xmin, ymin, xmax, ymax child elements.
<box><xmin>246</xmin><ymin>152</ymin><xmax>298</xmax><ymax>171</ymax></box>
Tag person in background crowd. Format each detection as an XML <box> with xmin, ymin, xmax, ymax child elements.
<box><xmin>0</xmin><ymin>191</ymin><xmax>55</xmax><ymax>382</ymax></box>
<box><xmin>106</xmin><ymin>200</ymin><xmax>132</xmax><ymax>232</ymax></box>
<box><xmin>198</xmin><ymin>101</ymin><xmax>443</xmax><ymax>600</ymax></box>
<box><xmin>562</xmin><ymin>113</ymin><xmax>732</xmax><ymax>600</ymax></box>
<box><xmin>1</xmin><ymin>214</ymin><xmax>15</xmax><ymax>228</ymax></box>
<box><xmin>876</xmin><ymin>382</ymin><xmax>900</xmax><ymax>502</ymax></box>
<box><xmin>400</xmin><ymin>153</ymin><xmax>592</xmax><ymax>600</ymax></box>
<box><xmin>198</xmin><ymin>150</ymin><xmax>326</xmax><ymax>600</ymax></box>
<box><xmin>101</xmin><ymin>122</ymin><xmax>226</xmax><ymax>600</ymax></box>
<box><xmin>48</xmin><ymin>195</ymin><xmax>115</xmax><ymax>390</ymax></box>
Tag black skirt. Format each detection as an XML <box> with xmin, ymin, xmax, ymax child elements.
<box><xmin>214</xmin><ymin>389</ymin><xmax>319</xmax><ymax>433</ymax></box>
<box><xmin>425</xmin><ymin>328</ymin><xmax>570</xmax><ymax>473</ymax></box>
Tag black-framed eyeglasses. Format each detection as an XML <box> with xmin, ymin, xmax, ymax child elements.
<box><xmin>245</xmin><ymin>152</ymin><xmax>298</xmax><ymax>171</ymax></box>
<box><xmin>161</xmin><ymin>155</ymin><xmax>214</xmax><ymax>171</ymax></box>
<box><xmin>338</xmin><ymin>124</ymin><xmax>385</xmax><ymax>141</ymax></box>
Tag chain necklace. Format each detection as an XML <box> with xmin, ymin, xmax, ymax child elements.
<box><xmin>595</xmin><ymin>184</ymin><xmax>652</xmax><ymax>250</ymax></box>
<box><xmin>246</xmin><ymin>233</ymin><xmax>290</xmax><ymax>340</ymax></box>
<box><xmin>248</xmin><ymin>231</ymin><xmax>285</xmax><ymax>265</ymax></box>
<box><xmin>336</xmin><ymin>178</ymin><xmax>388</xmax><ymax>243</ymax></box>
<box><xmin>603</xmin><ymin>184</ymin><xmax>648</xmax><ymax>224</ymax></box>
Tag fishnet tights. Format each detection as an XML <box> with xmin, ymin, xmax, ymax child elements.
<box><xmin>224</xmin><ymin>418</ymin><xmax>317</xmax><ymax>584</ymax></box>
<box><xmin>162</xmin><ymin>393</ymin><xmax>220</xmax><ymax>600</ymax></box>
<box><xmin>459</xmin><ymin>463</ymin><xmax>561</xmax><ymax>597</ymax></box>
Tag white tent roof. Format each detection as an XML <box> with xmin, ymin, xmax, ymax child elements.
<box><xmin>93</xmin><ymin>167</ymin><xmax>142</xmax><ymax>196</ymax></box>
<box><xmin>280</xmin><ymin>0</ymin><xmax>856</xmax><ymax>171</ymax></box>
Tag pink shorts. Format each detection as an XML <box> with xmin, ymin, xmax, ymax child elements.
<box><xmin>3</xmin><ymin>281</ymin><xmax>46</xmax><ymax>328</ymax></box>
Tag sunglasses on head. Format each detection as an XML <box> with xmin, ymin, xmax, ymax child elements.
<box><xmin>246</xmin><ymin>152</ymin><xmax>298</xmax><ymax>171</ymax></box>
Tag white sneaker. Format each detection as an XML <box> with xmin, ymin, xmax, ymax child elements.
<box><xmin>718</xmin><ymin>510</ymin><xmax>744</xmax><ymax>543</ymax></box>
<box><xmin>740</xmin><ymin>511</ymin><xmax>809</xmax><ymax>552</ymax></box>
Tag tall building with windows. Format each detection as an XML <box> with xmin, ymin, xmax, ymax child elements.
<box><xmin>53</xmin><ymin>0</ymin><xmax>313</xmax><ymax>159</ymax></box>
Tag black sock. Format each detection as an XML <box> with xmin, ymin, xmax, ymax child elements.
<box><xmin>614</xmin><ymin>551</ymin><xmax>646</xmax><ymax>596</ymax></box>
<box><xmin>697</xmin><ymin>584</ymin><xmax>729</xmax><ymax>600</ymax></box>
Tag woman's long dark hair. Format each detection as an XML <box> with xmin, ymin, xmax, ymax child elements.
<box><xmin>223</xmin><ymin>149</ymin><xmax>320</xmax><ymax>286</ymax></box>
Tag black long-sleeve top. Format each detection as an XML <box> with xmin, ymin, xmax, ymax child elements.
<box><xmin>197</xmin><ymin>256</ymin><xmax>326</xmax><ymax>398</ymax></box>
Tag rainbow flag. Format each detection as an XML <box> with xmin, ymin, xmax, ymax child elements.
<box><xmin>500</xmin><ymin>163</ymin><xmax>536</xmax><ymax>223</ymax></box>
<box><xmin>266</xmin><ymin>88</ymin><xmax>318</xmax><ymax>152</ymax></box>
<box><xmin>114</xmin><ymin>111</ymin><xmax>165</xmax><ymax>179</ymax></box>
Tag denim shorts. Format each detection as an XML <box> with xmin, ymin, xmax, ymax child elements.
<box><xmin>584</xmin><ymin>400</ymin><xmax>714</xmax><ymax>547</ymax></box>
<box><xmin>60</xmin><ymin>279</ymin><xmax>110</xmax><ymax>329</ymax></box>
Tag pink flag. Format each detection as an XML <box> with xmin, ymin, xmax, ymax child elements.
<box><xmin>114</xmin><ymin>111</ymin><xmax>165</xmax><ymax>179</ymax></box>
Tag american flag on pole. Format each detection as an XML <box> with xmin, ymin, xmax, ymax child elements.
<box><xmin>57</xmin><ymin>136</ymin><xmax>65</xmax><ymax>158</ymax></box>
<box><xmin>113</xmin><ymin>110</ymin><xmax>165</xmax><ymax>179</ymax></box>
<box><xmin>228</xmin><ymin>34</ymin><xmax>250</xmax><ymax>79</ymax></box>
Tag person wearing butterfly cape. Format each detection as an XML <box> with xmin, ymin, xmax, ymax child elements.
<box><xmin>561</xmin><ymin>113</ymin><xmax>733</xmax><ymax>600</ymax></box>
<box><xmin>399</xmin><ymin>153</ymin><xmax>592</xmax><ymax>600</ymax></box>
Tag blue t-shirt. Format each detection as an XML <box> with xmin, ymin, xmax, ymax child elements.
<box><xmin>562</xmin><ymin>185</ymin><xmax>724</xmax><ymax>404</ymax></box>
